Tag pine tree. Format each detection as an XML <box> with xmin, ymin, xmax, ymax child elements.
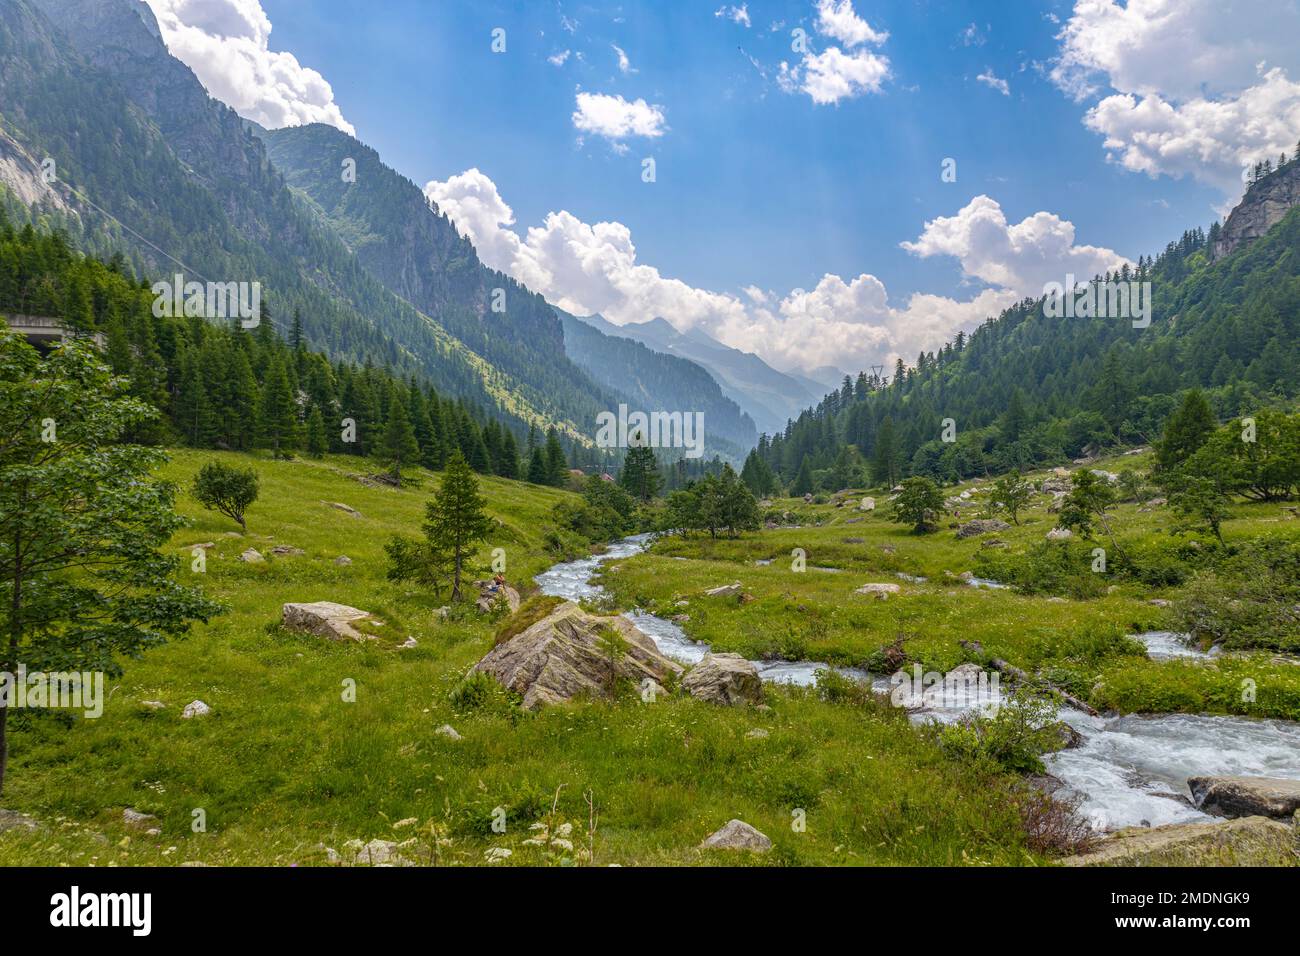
<box><xmin>872</xmin><ymin>416</ymin><xmax>900</xmax><ymax>487</ymax></box>
<box><xmin>527</xmin><ymin>446</ymin><xmax>549</xmax><ymax>484</ymax></box>
<box><xmin>386</xmin><ymin>451</ymin><xmax>493</xmax><ymax>601</ymax></box>
<box><xmin>378</xmin><ymin>384</ymin><xmax>420</xmax><ymax>482</ymax></box>
<box><xmin>498</xmin><ymin>428</ymin><xmax>520</xmax><ymax>480</ymax></box>
<box><xmin>305</xmin><ymin>404</ymin><xmax>327</xmax><ymax>458</ymax></box>
<box><xmin>1155</xmin><ymin>389</ymin><xmax>1217</xmax><ymax>474</ymax></box>
<box><xmin>790</xmin><ymin>456</ymin><xmax>815</xmax><ymax>496</ymax></box>
<box><xmin>257</xmin><ymin>355</ymin><xmax>299</xmax><ymax>458</ymax></box>
<box><xmin>544</xmin><ymin>427</ymin><xmax>567</xmax><ymax>486</ymax></box>
<box><xmin>620</xmin><ymin>444</ymin><xmax>662</xmax><ymax>501</ymax></box>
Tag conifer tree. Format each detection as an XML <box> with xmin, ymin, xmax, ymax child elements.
<box><xmin>257</xmin><ymin>355</ymin><xmax>299</xmax><ymax>458</ymax></box>
<box><xmin>305</xmin><ymin>404</ymin><xmax>327</xmax><ymax>458</ymax></box>
<box><xmin>544</xmin><ymin>427</ymin><xmax>568</xmax><ymax>486</ymax></box>
<box><xmin>378</xmin><ymin>383</ymin><xmax>420</xmax><ymax>482</ymax></box>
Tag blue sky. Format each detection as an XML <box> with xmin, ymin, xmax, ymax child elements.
<box><xmin>145</xmin><ymin>0</ymin><xmax>1300</xmax><ymax>375</ymax></box>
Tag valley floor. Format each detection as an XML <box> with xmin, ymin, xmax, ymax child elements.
<box><xmin>1</xmin><ymin>449</ymin><xmax>1297</xmax><ymax>866</ymax></box>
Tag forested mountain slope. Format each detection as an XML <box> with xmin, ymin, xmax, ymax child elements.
<box><xmin>0</xmin><ymin>0</ymin><xmax>594</xmax><ymax>444</ymax></box>
<box><xmin>257</xmin><ymin>122</ymin><xmax>620</xmax><ymax>441</ymax></box>
<box><xmin>756</xmin><ymin>161</ymin><xmax>1300</xmax><ymax>488</ymax></box>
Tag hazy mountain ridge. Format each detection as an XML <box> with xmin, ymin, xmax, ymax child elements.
<box><xmin>554</xmin><ymin>307</ymin><xmax>757</xmax><ymax>452</ymax></box>
<box><xmin>570</xmin><ymin>311</ymin><xmax>819</xmax><ymax>435</ymax></box>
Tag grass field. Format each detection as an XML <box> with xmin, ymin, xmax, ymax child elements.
<box><xmin>599</xmin><ymin>451</ymin><xmax>1300</xmax><ymax>721</ymax></box>
<box><xmin>0</xmin><ymin>449</ymin><xmax>1047</xmax><ymax>867</ymax></box>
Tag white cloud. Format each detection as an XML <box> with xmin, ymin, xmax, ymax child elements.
<box><xmin>714</xmin><ymin>5</ymin><xmax>752</xmax><ymax>28</ymax></box>
<box><xmin>1086</xmin><ymin>68</ymin><xmax>1300</xmax><ymax>199</ymax></box>
<box><xmin>900</xmin><ymin>195</ymin><xmax>1130</xmax><ymax>297</ymax></box>
<box><xmin>797</xmin><ymin>47</ymin><xmax>890</xmax><ymax>104</ymax></box>
<box><xmin>548</xmin><ymin>50</ymin><xmax>571</xmax><ymax>67</ymax></box>
<box><xmin>1050</xmin><ymin>0</ymin><xmax>1300</xmax><ymax>198</ymax></box>
<box><xmin>424</xmin><ymin>171</ymin><xmax>1115</xmax><ymax>378</ymax></box>
<box><xmin>778</xmin><ymin>0</ymin><xmax>890</xmax><ymax>105</ymax></box>
<box><xmin>961</xmin><ymin>23</ymin><xmax>987</xmax><ymax>47</ymax></box>
<box><xmin>815</xmin><ymin>0</ymin><xmax>888</xmax><ymax>47</ymax></box>
<box><xmin>143</xmin><ymin>0</ymin><xmax>354</xmax><ymax>135</ymax></box>
<box><xmin>976</xmin><ymin>69</ymin><xmax>1010</xmax><ymax>96</ymax></box>
<box><xmin>571</xmin><ymin>92</ymin><xmax>666</xmax><ymax>141</ymax></box>
<box><xmin>611</xmin><ymin>44</ymin><xmax>635</xmax><ymax>74</ymax></box>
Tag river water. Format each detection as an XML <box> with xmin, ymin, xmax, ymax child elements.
<box><xmin>534</xmin><ymin>533</ymin><xmax>1300</xmax><ymax>831</ymax></box>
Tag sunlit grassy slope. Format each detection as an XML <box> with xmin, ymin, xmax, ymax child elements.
<box><xmin>0</xmin><ymin>449</ymin><xmax>1042</xmax><ymax>867</ymax></box>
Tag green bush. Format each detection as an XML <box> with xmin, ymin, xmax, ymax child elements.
<box><xmin>933</xmin><ymin>688</ymin><xmax>1066</xmax><ymax>775</ymax></box>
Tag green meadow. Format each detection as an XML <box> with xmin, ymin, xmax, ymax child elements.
<box><xmin>0</xmin><ymin>449</ymin><xmax>1051</xmax><ymax>867</ymax></box>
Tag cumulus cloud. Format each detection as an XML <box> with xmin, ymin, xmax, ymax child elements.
<box><xmin>976</xmin><ymin>69</ymin><xmax>1010</xmax><ymax>96</ymax></box>
<box><xmin>778</xmin><ymin>0</ymin><xmax>890</xmax><ymax>105</ymax></box>
<box><xmin>714</xmin><ymin>5</ymin><xmax>752</xmax><ymax>28</ymax></box>
<box><xmin>143</xmin><ymin>0</ymin><xmax>354</xmax><ymax>135</ymax></box>
<box><xmin>900</xmin><ymin>195</ymin><xmax>1129</xmax><ymax>297</ymax></box>
<box><xmin>815</xmin><ymin>0</ymin><xmax>888</xmax><ymax>47</ymax></box>
<box><xmin>1050</xmin><ymin>0</ymin><xmax>1300</xmax><ymax>198</ymax></box>
<box><xmin>424</xmin><ymin>171</ymin><xmax>1116</xmax><ymax>377</ymax></box>
<box><xmin>571</xmin><ymin>92</ymin><xmax>666</xmax><ymax>142</ymax></box>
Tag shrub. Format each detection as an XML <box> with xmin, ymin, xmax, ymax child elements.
<box><xmin>974</xmin><ymin>541</ymin><xmax>1107</xmax><ymax>599</ymax></box>
<box><xmin>191</xmin><ymin>461</ymin><xmax>259</xmax><ymax>530</ymax></box>
<box><xmin>933</xmin><ymin>688</ymin><xmax>1066</xmax><ymax>774</ymax></box>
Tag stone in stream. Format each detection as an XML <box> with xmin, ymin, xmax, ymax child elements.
<box><xmin>471</xmin><ymin>601</ymin><xmax>683</xmax><ymax>709</ymax></box>
<box><xmin>282</xmin><ymin>601</ymin><xmax>377</xmax><ymax>642</ymax></box>
<box><xmin>700</xmin><ymin>819</ymin><xmax>772</xmax><ymax>852</ymax></box>
<box><xmin>1060</xmin><ymin>816</ymin><xmax>1294</xmax><ymax>867</ymax></box>
<box><xmin>682</xmin><ymin>653</ymin><xmax>763</xmax><ymax>705</ymax></box>
<box><xmin>1188</xmin><ymin>776</ymin><xmax>1300</xmax><ymax>819</ymax></box>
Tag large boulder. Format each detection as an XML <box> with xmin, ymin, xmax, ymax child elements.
<box><xmin>955</xmin><ymin>518</ymin><xmax>1010</xmax><ymax>539</ymax></box>
<box><xmin>700</xmin><ymin>819</ymin><xmax>772</xmax><ymax>852</ymax></box>
<box><xmin>471</xmin><ymin>601</ymin><xmax>682</xmax><ymax>709</ymax></box>
<box><xmin>859</xmin><ymin>497</ymin><xmax>875</xmax><ymax>512</ymax></box>
<box><xmin>855</xmin><ymin>582</ymin><xmax>901</xmax><ymax>599</ymax></box>
<box><xmin>1060</xmin><ymin>816</ymin><xmax>1294</xmax><ymax>867</ymax></box>
<box><xmin>282</xmin><ymin>601</ymin><xmax>376</xmax><ymax>642</ymax></box>
<box><xmin>474</xmin><ymin>581</ymin><xmax>521</xmax><ymax>615</ymax></box>
<box><xmin>682</xmin><ymin>653</ymin><xmax>763</xmax><ymax>705</ymax></box>
<box><xmin>1188</xmin><ymin>776</ymin><xmax>1300</xmax><ymax>819</ymax></box>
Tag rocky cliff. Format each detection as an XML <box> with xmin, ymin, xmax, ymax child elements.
<box><xmin>1213</xmin><ymin>159</ymin><xmax>1300</xmax><ymax>259</ymax></box>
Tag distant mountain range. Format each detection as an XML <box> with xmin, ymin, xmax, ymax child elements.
<box><xmin>568</xmin><ymin>312</ymin><xmax>821</xmax><ymax>436</ymax></box>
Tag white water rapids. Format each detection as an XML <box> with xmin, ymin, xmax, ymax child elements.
<box><xmin>534</xmin><ymin>534</ymin><xmax>1300</xmax><ymax>831</ymax></box>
